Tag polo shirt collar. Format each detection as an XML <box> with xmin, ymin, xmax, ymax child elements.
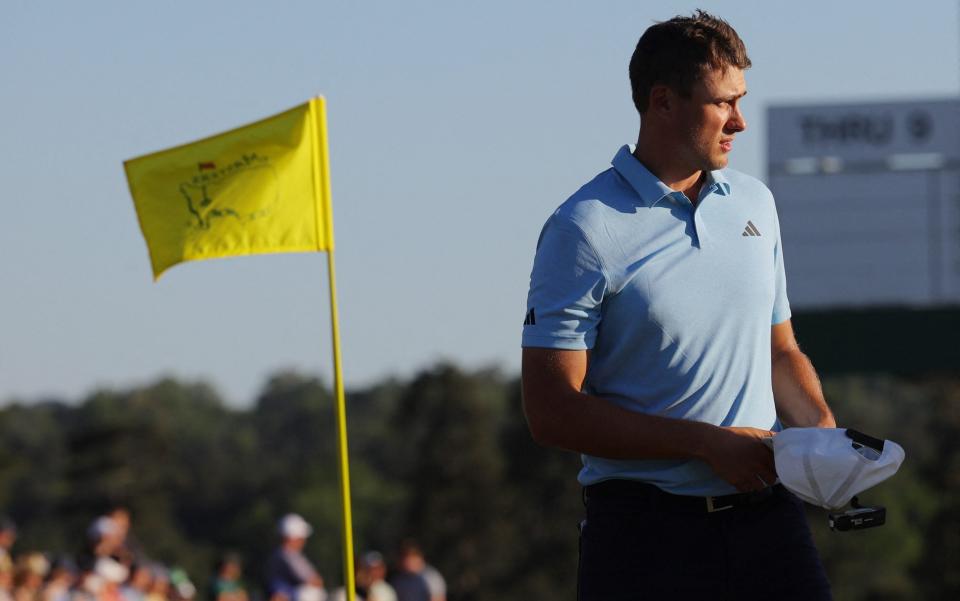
<box><xmin>709</xmin><ymin>169</ymin><xmax>731</xmax><ymax>196</ymax></box>
<box><xmin>611</xmin><ymin>145</ymin><xmax>731</xmax><ymax>207</ymax></box>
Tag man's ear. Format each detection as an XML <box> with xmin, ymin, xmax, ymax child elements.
<box><xmin>648</xmin><ymin>84</ymin><xmax>673</xmax><ymax>118</ymax></box>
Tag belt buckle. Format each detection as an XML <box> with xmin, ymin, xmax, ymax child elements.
<box><xmin>705</xmin><ymin>496</ymin><xmax>734</xmax><ymax>513</ymax></box>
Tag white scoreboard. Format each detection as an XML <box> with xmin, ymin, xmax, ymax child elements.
<box><xmin>767</xmin><ymin>99</ymin><xmax>960</xmax><ymax>309</ymax></box>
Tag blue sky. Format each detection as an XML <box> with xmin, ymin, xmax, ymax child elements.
<box><xmin>2</xmin><ymin>1</ymin><xmax>958</xmax><ymax>405</ymax></box>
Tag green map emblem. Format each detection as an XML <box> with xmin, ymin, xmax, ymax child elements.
<box><xmin>178</xmin><ymin>153</ymin><xmax>279</xmax><ymax>229</ymax></box>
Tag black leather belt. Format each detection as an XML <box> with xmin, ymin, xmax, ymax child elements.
<box><xmin>584</xmin><ymin>479</ymin><xmax>781</xmax><ymax>514</ymax></box>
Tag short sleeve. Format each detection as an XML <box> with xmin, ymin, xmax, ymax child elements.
<box><xmin>771</xmin><ymin>205</ymin><xmax>792</xmax><ymax>325</ymax></box>
<box><xmin>522</xmin><ymin>215</ymin><xmax>607</xmax><ymax>349</ymax></box>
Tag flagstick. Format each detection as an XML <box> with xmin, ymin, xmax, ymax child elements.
<box><xmin>310</xmin><ymin>97</ymin><xmax>356</xmax><ymax>601</ymax></box>
<box><xmin>326</xmin><ymin>247</ymin><xmax>356</xmax><ymax>601</ymax></box>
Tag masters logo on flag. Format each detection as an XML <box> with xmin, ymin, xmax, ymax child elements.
<box><xmin>124</xmin><ymin>97</ymin><xmax>334</xmax><ymax>279</ymax></box>
<box><xmin>179</xmin><ymin>152</ymin><xmax>277</xmax><ymax>230</ymax></box>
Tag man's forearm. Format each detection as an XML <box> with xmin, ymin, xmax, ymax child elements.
<box><xmin>522</xmin><ymin>385</ymin><xmax>780</xmax><ymax>492</ymax></box>
<box><xmin>521</xmin><ymin>347</ymin><xmax>779</xmax><ymax>491</ymax></box>
<box><xmin>771</xmin><ymin>348</ymin><xmax>835</xmax><ymax>428</ymax></box>
<box><xmin>523</xmin><ymin>385</ymin><xmax>718</xmax><ymax>461</ymax></box>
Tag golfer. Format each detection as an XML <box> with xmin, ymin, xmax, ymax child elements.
<box><xmin>521</xmin><ymin>11</ymin><xmax>836</xmax><ymax>600</ymax></box>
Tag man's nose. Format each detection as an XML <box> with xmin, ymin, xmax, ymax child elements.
<box><xmin>727</xmin><ymin>105</ymin><xmax>747</xmax><ymax>133</ymax></box>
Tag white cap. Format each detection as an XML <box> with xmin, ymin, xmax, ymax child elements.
<box><xmin>82</xmin><ymin>573</ymin><xmax>105</xmax><ymax>595</ymax></box>
<box><xmin>94</xmin><ymin>557</ymin><xmax>129</xmax><ymax>584</ymax></box>
<box><xmin>296</xmin><ymin>585</ymin><xmax>326</xmax><ymax>601</ymax></box>
<box><xmin>773</xmin><ymin>427</ymin><xmax>905</xmax><ymax>510</ymax></box>
<box><xmin>278</xmin><ymin>513</ymin><xmax>313</xmax><ymax>539</ymax></box>
<box><xmin>87</xmin><ymin>516</ymin><xmax>119</xmax><ymax>541</ymax></box>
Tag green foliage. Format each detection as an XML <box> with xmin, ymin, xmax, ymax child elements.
<box><xmin>0</xmin><ymin>368</ymin><xmax>956</xmax><ymax>600</ymax></box>
<box><xmin>811</xmin><ymin>375</ymin><xmax>954</xmax><ymax>601</ymax></box>
<box><xmin>385</xmin><ymin>365</ymin><xmax>513</xmax><ymax>600</ymax></box>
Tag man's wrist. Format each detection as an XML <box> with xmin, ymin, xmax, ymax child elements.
<box><xmin>783</xmin><ymin>410</ymin><xmax>836</xmax><ymax>429</ymax></box>
<box><xmin>688</xmin><ymin>422</ymin><xmax>721</xmax><ymax>462</ymax></box>
<box><xmin>817</xmin><ymin>415</ymin><xmax>837</xmax><ymax>428</ymax></box>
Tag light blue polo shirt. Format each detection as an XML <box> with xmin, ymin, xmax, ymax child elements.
<box><xmin>522</xmin><ymin>145</ymin><xmax>791</xmax><ymax>496</ymax></box>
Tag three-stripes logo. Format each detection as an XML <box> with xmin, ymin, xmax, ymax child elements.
<box><xmin>742</xmin><ymin>220</ymin><xmax>761</xmax><ymax>237</ymax></box>
<box><xmin>523</xmin><ymin>308</ymin><xmax>536</xmax><ymax>326</ymax></box>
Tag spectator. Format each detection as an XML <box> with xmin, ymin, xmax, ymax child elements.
<box><xmin>330</xmin><ymin>550</ymin><xmax>397</xmax><ymax>601</ymax></box>
<box><xmin>167</xmin><ymin>568</ymin><xmax>195</xmax><ymax>601</ymax></box>
<box><xmin>0</xmin><ymin>568</ymin><xmax>11</xmax><ymax>601</ymax></box>
<box><xmin>358</xmin><ymin>553</ymin><xmax>394</xmax><ymax>601</ymax></box>
<box><xmin>144</xmin><ymin>563</ymin><xmax>169</xmax><ymax>601</ymax></box>
<box><xmin>86</xmin><ymin>518</ymin><xmax>123</xmax><ymax>561</ymax></box>
<box><xmin>41</xmin><ymin>557</ymin><xmax>77</xmax><ymax>601</ymax></box>
<box><xmin>93</xmin><ymin>557</ymin><xmax>128</xmax><ymax>601</ymax></box>
<box><xmin>120</xmin><ymin>564</ymin><xmax>153</xmax><ymax>601</ymax></box>
<box><xmin>209</xmin><ymin>554</ymin><xmax>247</xmax><ymax>601</ymax></box>
<box><xmin>105</xmin><ymin>507</ymin><xmax>141</xmax><ymax>567</ymax></box>
<box><xmin>0</xmin><ymin>519</ymin><xmax>15</xmax><ymax>575</ymax></box>
<box><xmin>13</xmin><ymin>552</ymin><xmax>49</xmax><ymax>601</ymax></box>
<box><xmin>387</xmin><ymin>545</ymin><xmax>428</xmax><ymax>601</ymax></box>
<box><xmin>71</xmin><ymin>556</ymin><xmax>101</xmax><ymax>601</ymax></box>
<box><xmin>265</xmin><ymin>514</ymin><xmax>325</xmax><ymax>601</ymax></box>
<box><xmin>393</xmin><ymin>543</ymin><xmax>443</xmax><ymax>601</ymax></box>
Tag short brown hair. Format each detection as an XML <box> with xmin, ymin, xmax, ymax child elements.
<box><xmin>629</xmin><ymin>10</ymin><xmax>751</xmax><ymax>114</ymax></box>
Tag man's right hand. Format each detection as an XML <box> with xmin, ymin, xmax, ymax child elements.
<box><xmin>699</xmin><ymin>426</ymin><xmax>777</xmax><ymax>493</ymax></box>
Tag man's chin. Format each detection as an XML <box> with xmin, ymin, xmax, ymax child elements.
<box><xmin>708</xmin><ymin>155</ymin><xmax>729</xmax><ymax>170</ymax></box>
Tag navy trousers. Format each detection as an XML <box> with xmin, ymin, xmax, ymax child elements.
<box><xmin>577</xmin><ymin>482</ymin><xmax>832</xmax><ymax>601</ymax></box>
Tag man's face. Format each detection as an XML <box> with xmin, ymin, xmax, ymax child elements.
<box><xmin>109</xmin><ymin>509</ymin><xmax>130</xmax><ymax>536</ymax></box>
<box><xmin>670</xmin><ymin>66</ymin><xmax>747</xmax><ymax>172</ymax></box>
<box><xmin>285</xmin><ymin>536</ymin><xmax>307</xmax><ymax>551</ymax></box>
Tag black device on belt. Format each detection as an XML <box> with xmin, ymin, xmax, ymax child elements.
<box><xmin>585</xmin><ymin>479</ymin><xmax>780</xmax><ymax>514</ymax></box>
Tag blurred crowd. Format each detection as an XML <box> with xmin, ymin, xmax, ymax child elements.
<box><xmin>0</xmin><ymin>510</ymin><xmax>445</xmax><ymax>601</ymax></box>
<box><xmin>0</xmin><ymin>507</ymin><xmax>197</xmax><ymax>601</ymax></box>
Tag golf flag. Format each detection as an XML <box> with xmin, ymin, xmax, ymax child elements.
<box><xmin>124</xmin><ymin>98</ymin><xmax>359</xmax><ymax>601</ymax></box>
<box><xmin>124</xmin><ymin>98</ymin><xmax>334</xmax><ymax>279</ymax></box>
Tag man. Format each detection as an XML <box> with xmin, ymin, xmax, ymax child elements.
<box><xmin>388</xmin><ymin>542</ymin><xmax>430</xmax><ymax>601</ymax></box>
<box><xmin>359</xmin><ymin>551</ymin><xmax>397</xmax><ymax>601</ymax></box>
<box><xmin>391</xmin><ymin>542</ymin><xmax>443</xmax><ymax>601</ymax></box>
<box><xmin>266</xmin><ymin>514</ymin><xmax>325</xmax><ymax>601</ymax></box>
<box><xmin>210</xmin><ymin>554</ymin><xmax>248</xmax><ymax>601</ymax></box>
<box><xmin>521</xmin><ymin>11</ymin><xmax>836</xmax><ymax>601</ymax></box>
<box><xmin>0</xmin><ymin>517</ymin><xmax>14</xmax><ymax>575</ymax></box>
<box><xmin>331</xmin><ymin>551</ymin><xmax>398</xmax><ymax>601</ymax></box>
<box><xmin>106</xmin><ymin>504</ymin><xmax>144</xmax><ymax>566</ymax></box>
<box><xmin>86</xmin><ymin>515</ymin><xmax>123</xmax><ymax>559</ymax></box>
<box><xmin>121</xmin><ymin>563</ymin><xmax>155</xmax><ymax>601</ymax></box>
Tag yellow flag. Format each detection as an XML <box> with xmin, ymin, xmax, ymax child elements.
<box><xmin>124</xmin><ymin>97</ymin><xmax>334</xmax><ymax>279</ymax></box>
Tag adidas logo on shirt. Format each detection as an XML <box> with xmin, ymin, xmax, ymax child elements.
<box><xmin>523</xmin><ymin>308</ymin><xmax>536</xmax><ymax>326</ymax></box>
<box><xmin>742</xmin><ymin>220</ymin><xmax>761</xmax><ymax>237</ymax></box>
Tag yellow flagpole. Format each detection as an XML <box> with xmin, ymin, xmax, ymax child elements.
<box><xmin>326</xmin><ymin>248</ymin><xmax>355</xmax><ymax>601</ymax></box>
<box><xmin>309</xmin><ymin>97</ymin><xmax>356</xmax><ymax>601</ymax></box>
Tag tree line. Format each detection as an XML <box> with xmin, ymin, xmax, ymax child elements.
<box><xmin>0</xmin><ymin>365</ymin><xmax>956</xmax><ymax>601</ymax></box>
